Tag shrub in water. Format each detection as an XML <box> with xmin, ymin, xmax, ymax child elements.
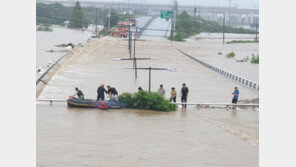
<box><xmin>118</xmin><ymin>92</ymin><xmax>134</xmax><ymax>107</ymax></box>
<box><xmin>118</xmin><ymin>91</ymin><xmax>177</xmax><ymax>112</ymax></box>
<box><xmin>226</xmin><ymin>52</ymin><xmax>235</xmax><ymax>58</ymax></box>
<box><xmin>251</xmin><ymin>53</ymin><xmax>259</xmax><ymax>64</ymax></box>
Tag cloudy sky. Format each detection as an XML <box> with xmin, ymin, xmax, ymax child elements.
<box><xmin>75</xmin><ymin>0</ymin><xmax>259</xmax><ymax>9</ymax></box>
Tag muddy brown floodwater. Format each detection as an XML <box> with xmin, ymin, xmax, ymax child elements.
<box><xmin>37</xmin><ymin>37</ymin><xmax>258</xmax><ymax>167</ymax></box>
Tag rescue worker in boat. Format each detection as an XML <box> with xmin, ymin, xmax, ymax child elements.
<box><xmin>97</xmin><ymin>83</ymin><xmax>108</xmax><ymax>101</ymax></box>
<box><xmin>74</xmin><ymin>87</ymin><xmax>84</xmax><ymax>100</ymax></box>
<box><xmin>107</xmin><ymin>85</ymin><xmax>118</xmax><ymax>102</ymax></box>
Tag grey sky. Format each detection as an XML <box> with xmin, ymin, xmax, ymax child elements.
<box><xmin>78</xmin><ymin>0</ymin><xmax>259</xmax><ymax>9</ymax></box>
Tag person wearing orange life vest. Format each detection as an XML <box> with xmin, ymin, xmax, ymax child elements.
<box><xmin>97</xmin><ymin>83</ymin><xmax>107</xmax><ymax>101</ymax></box>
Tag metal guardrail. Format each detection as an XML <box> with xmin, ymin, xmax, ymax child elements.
<box><xmin>37</xmin><ymin>99</ymin><xmax>67</xmax><ymax>102</ymax></box>
<box><xmin>36</xmin><ymin>53</ymin><xmax>67</xmax><ymax>85</ymax></box>
<box><xmin>136</xmin><ymin>16</ymin><xmax>157</xmax><ymax>38</ymax></box>
<box><xmin>37</xmin><ymin>99</ymin><xmax>258</xmax><ymax>109</ymax></box>
<box><xmin>175</xmin><ymin>47</ymin><xmax>259</xmax><ymax>92</ymax></box>
<box><xmin>175</xmin><ymin>102</ymin><xmax>259</xmax><ymax>110</ymax></box>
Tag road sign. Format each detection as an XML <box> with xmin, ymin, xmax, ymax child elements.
<box><xmin>160</xmin><ymin>11</ymin><xmax>172</xmax><ymax>19</ymax></box>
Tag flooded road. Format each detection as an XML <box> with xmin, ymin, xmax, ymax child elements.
<box><xmin>37</xmin><ymin>37</ymin><xmax>258</xmax><ymax>166</ymax></box>
<box><xmin>37</xmin><ymin>104</ymin><xmax>258</xmax><ymax>167</ymax></box>
<box><xmin>140</xmin><ymin>17</ymin><xmax>171</xmax><ymax>39</ymax></box>
<box><xmin>38</xmin><ymin>37</ymin><xmax>258</xmax><ymax>101</ymax></box>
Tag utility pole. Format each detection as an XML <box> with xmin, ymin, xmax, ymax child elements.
<box><xmin>223</xmin><ymin>12</ymin><xmax>225</xmax><ymax>44</ymax></box>
<box><xmin>170</xmin><ymin>0</ymin><xmax>177</xmax><ymax>41</ymax></box>
<box><xmin>255</xmin><ymin>22</ymin><xmax>259</xmax><ymax>40</ymax></box>
<box><xmin>170</xmin><ymin>13</ymin><xmax>174</xmax><ymax>41</ymax></box>
<box><xmin>128</xmin><ymin>23</ymin><xmax>132</xmax><ymax>59</ymax></box>
<box><xmin>148</xmin><ymin>67</ymin><xmax>151</xmax><ymax>92</ymax></box>
<box><xmin>133</xmin><ymin>27</ymin><xmax>138</xmax><ymax>79</ymax></box>
<box><xmin>174</xmin><ymin>0</ymin><xmax>178</xmax><ymax>35</ymax></box>
<box><xmin>108</xmin><ymin>5</ymin><xmax>111</xmax><ymax>30</ymax></box>
<box><xmin>228</xmin><ymin>0</ymin><xmax>232</xmax><ymax>26</ymax></box>
<box><xmin>95</xmin><ymin>8</ymin><xmax>98</xmax><ymax>35</ymax></box>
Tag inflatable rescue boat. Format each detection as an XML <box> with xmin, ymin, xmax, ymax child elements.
<box><xmin>67</xmin><ymin>97</ymin><xmax>126</xmax><ymax>109</ymax></box>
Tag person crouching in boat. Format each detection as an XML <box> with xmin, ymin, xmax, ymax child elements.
<box><xmin>97</xmin><ymin>83</ymin><xmax>108</xmax><ymax>101</ymax></box>
<box><xmin>74</xmin><ymin>87</ymin><xmax>84</xmax><ymax>100</ymax></box>
<box><xmin>107</xmin><ymin>85</ymin><xmax>118</xmax><ymax>102</ymax></box>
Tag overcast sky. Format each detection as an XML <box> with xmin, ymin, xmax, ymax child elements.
<box><xmin>74</xmin><ymin>0</ymin><xmax>259</xmax><ymax>9</ymax></box>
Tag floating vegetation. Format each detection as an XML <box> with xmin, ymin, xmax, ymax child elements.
<box><xmin>226</xmin><ymin>52</ymin><xmax>235</xmax><ymax>58</ymax></box>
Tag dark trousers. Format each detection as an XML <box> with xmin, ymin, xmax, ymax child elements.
<box><xmin>181</xmin><ymin>96</ymin><xmax>187</xmax><ymax>108</ymax></box>
<box><xmin>172</xmin><ymin>97</ymin><xmax>176</xmax><ymax>103</ymax></box>
<box><xmin>97</xmin><ymin>94</ymin><xmax>105</xmax><ymax>101</ymax></box>
<box><xmin>232</xmin><ymin>98</ymin><xmax>238</xmax><ymax>104</ymax></box>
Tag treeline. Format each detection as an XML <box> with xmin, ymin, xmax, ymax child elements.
<box><xmin>170</xmin><ymin>11</ymin><xmax>254</xmax><ymax>41</ymax></box>
<box><xmin>36</xmin><ymin>2</ymin><xmax>134</xmax><ymax>28</ymax></box>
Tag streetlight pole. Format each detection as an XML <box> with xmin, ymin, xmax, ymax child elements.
<box><xmin>108</xmin><ymin>5</ymin><xmax>111</xmax><ymax>30</ymax></box>
<box><xmin>133</xmin><ymin>27</ymin><xmax>138</xmax><ymax>78</ymax></box>
<box><xmin>128</xmin><ymin>22</ymin><xmax>132</xmax><ymax>59</ymax></box>
<box><xmin>95</xmin><ymin>8</ymin><xmax>98</xmax><ymax>35</ymax></box>
<box><xmin>124</xmin><ymin>67</ymin><xmax>177</xmax><ymax>92</ymax></box>
<box><xmin>223</xmin><ymin>12</ymin><xmax>225</xmax><ymax>44</ymax></box>
<box><xmin>148</xmin><ymin>66</ymin><xmax>151</xmax><ymax>92</ymax></box>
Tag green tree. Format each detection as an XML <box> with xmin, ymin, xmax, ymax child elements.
<box><xmin>69</xmin><ymin>1</ymin><xmax>83</xmax><ymax>28</ymax></box>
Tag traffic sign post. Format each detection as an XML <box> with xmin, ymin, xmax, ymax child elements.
<box><xmin>160</xmin><ymin>11</ymin><xmax>173</xmax><ymax>19</ymax></box>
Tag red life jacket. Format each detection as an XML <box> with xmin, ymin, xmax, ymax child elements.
<box><xmin>97</xmin><ymin>102</ymin><xmax>110</xmax><ymax>110</ymax></box>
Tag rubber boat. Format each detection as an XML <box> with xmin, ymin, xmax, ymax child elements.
<box><xmin>67</xmin><ymin>97</ymin><xmax>126</xmax><ymax>109</ymax></box>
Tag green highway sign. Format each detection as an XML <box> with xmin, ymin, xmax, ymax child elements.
<box><xmin>160</xmin><ymin>11</ymin><xmax>172</xmax><ymax>19</ymax></box>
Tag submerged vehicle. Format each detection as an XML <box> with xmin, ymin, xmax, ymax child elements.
<box><xmin>67</xmin><ymin>97</ymin><xmax>126</xmax><ymax>109</ymax></box>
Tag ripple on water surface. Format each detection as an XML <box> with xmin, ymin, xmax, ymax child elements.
<box><xmin>37</xmin><ymin>103</ymin><xmax>258</xmax><ymax>167</ymax></box>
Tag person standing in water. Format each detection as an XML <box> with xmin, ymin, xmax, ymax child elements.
<box><xmin>158</xmin><ymin>84</ymin><xmax>166</xmax><ymax>98</ymax></box>
<box><xmin>232</xmin><ymin>86</ymin><xmax>239</xmax><ymax>109</ymax></box>
<box><xmin>232</xmin><ymin>86</ymin><xmax>239</xmax><ymax>103</ymax></box>
<box><xmin>180</xmin><ymin>83</ymin><xmax>189</xmax><ymax>109</ymax></box>
<box><xmin>170</xmin><ymin>87</ymin><xmax>177</xmax><ymax>103</ymax></box>
<box><xmin>97</xmin><ymin>83</ymin><xmax>107</xmax><ymax>101</ymax></box>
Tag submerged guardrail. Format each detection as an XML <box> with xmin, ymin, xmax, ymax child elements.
<box><xmin>36</xmin><ymin>52</ymin><xmax>67</xmax><ymax>85</ymax></box>
<box><xmin>175</xmin><ymin>47</ymin><xmax>259</xmax><ymax>92</ymax></box>
<box><xmin>37</xmin><ymin>99</ymin><xmax>258</xmax><ymax>109</ymax></box>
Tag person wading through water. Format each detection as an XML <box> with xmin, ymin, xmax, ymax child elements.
<box><xmin>158</xmin><ymin>84</ymin><xmax>166</xmax><ymax>98</ymax></box>
<box><xmin>180</xmin><ymin>83</ymin><xmax>189</xmax><ymax>110</ymax></box>
<box><xmin>170</xmin><ymin>87</ymin><xmax>177</xmax><ymax>103</ymax></box>
<box><xmin>97</xmin><ymin>83</ymin><xmax>107</xmax><ymax>101</ymax></box>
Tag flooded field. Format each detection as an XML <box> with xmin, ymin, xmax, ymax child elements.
<box><xmin>37</xmin><ymin>37</ymin><xmax>258</xmax><ymax>166</ymax></box>
<box><xmin>36</xmin><ymin>26</ymin><xmax>91</xmax><ymax>71</ymax></box>
<box><xmin>175</xmin><ymin>33</ymin><xmax>259</xmax><ymax>82</ymax></box>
